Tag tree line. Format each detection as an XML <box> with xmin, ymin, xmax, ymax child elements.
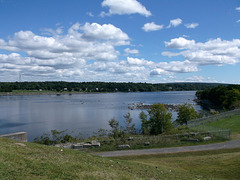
<box><xmin>0</xmin><ymin>81</ymin><xmax>222</xmax><ymax>92</ymax></box>
<box><xmin>196</xmin><ymin>84</ymin><xmax>240</xmax><ymax>110</ymax></box>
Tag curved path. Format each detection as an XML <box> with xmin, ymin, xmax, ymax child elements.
<box><xmin>94</xmin><ymin>140</ymin><xmax>240</xmax><ymax>157</ymax></box>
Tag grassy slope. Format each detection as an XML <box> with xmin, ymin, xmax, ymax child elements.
<box><xmin>1</xmin><ymin>137</ymin><xmax>240</xmax><ymax>180</ymax></box>
<box><xmin>1</xmin><ymin>114</ymin><xmax>240</xmax><ymax>179</ymax></box>
<box><xmin>114</xmin><ymin>148</ymin><xmax>240</xmax><ymax>180</ymax></box>
<box><xmin>207</xmin><ymin>114</ymin><xmax>240</xmax><ymax>139</ymax></box>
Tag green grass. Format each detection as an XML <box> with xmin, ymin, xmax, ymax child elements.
<box><xmin>206</xmin><ymin>114</ymin><xmax>240</xmax><ymax>133</ymax></box>
<box><xmin>114</xmin><ymin>148</ymin><xmax>240</xmax><ymax>180</ymax></box>
<box><xmin>205</xmin><ymin>114</ymin><xmax>240</xmax><ymax>140</ymax></box>
<box><xmin>1</xmin><ymin>112</ymin><xmax>240</xmax><ymax>179</ymax></box>
<box><xmin>1</xmin><ymin>137</ymin><xmax>240</xmax><ymax>179</ymax></box>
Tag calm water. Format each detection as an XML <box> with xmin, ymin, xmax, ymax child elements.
<box><xmin>0</xmin><ymin>91</ymin><xmax>201</xmax><ymax>141</ymax></box>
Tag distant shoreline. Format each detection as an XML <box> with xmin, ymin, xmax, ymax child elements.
<box><xmin>0</xmin><ymin>91</ymin><xmax>96</xmax><ymax>96</ymax></box>
<box><xmin>0</xmin><ymin>90</ymin><xmax>197</xmax><ymax>96</ymax></box>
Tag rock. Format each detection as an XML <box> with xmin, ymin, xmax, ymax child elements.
<box><xmin>118</xmin><ymin>144</ymin><xmax>130</xmax><ymax>148</ymax></box>
<box><xmin>62</xmin><ymin>143</ymin><xmax>73</xmax><ymax>149</ymax></box>
<box><xmin>144</xmin><ymin>142</ymin><xmax>150</xmax><ymax>146</ymax></box>
<box><xmin>128</xmin><ymin>137</ymin><xmax>134</xmax><ymax>141</ymax></box>
<box><xmin>83</xmin><ymin>143</ymin><xmax>92</xmax><ymax>148</ymax></box>
<box><xmin>92</xmin><ymin>142</ymin><xmax>101</xmax><ymax>147</ymax></box>
<box><xmin>72</xmin><ymin>143</ymin><xmax>84</xmax><ymax>149</ymax></box>
<box><xmin>15</xmin><ymin>143</ymin><xmax>26</xmax><ymax>147</ymax></box>
<box><xmin>203</xmin><ymin>136</ymin><xmax>212</xmax><ymax>141</ymax></box>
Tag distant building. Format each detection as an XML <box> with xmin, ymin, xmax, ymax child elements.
<box><xmin>63</xmin><ymin>88</ymin><xmax>68</xmax><ymax>91</ymax></box>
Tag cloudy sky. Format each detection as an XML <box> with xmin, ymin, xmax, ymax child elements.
<box><xmin>0</xmin><ymin>0</ymin><xmax>240</xmax><ymax>83</ymax></box>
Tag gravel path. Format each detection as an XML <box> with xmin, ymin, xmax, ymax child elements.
<box><xmin>94</xmin><ymin>140</ymin><xmax>240</xmax><ymax>157</ymax></box>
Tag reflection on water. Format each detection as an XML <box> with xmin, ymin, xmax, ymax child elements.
<box><xmin>0</xmin><ymin>91</ymin><xmax>201</xmax><ymax>141</ymax></box>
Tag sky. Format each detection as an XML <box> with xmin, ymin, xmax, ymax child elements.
<box><xmin>0</xmin><ymin>0</ymin><xmax>240</xmax><ymax>84</ymax></box>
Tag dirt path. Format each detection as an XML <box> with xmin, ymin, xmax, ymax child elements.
<box><xmin>93</xmin><ymin>140</ymin><xmax>240</xmax><ymax>157</ymax></box>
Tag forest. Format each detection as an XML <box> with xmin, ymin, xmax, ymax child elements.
<box><xmin>196</xmin><ymin>84</ymin><xmax>240</xmax><ymax>110</ymax></box>
<box><xmin>0</xmin><ymin>81</ymin><xmax>222</xmax><ymax>93</ymax></box>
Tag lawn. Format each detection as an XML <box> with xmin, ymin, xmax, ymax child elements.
<box><xmin>206</xmin><ymin>114</ymin><xmax>240</xmax><ymax>139</ymax></box>
<box><xmin>206</xmin><ymin>114</ymin><xmax>240</xmax><ymax>133</ymax></box>
<box><xmin>114</xmin><ymin>148</ymin><xmax>240</xmax><ymax>180</ymax></box>
<box><xmin>1</xmin><ymin>137</ymin><xmax>240</xmax><ymax>179</ymax></box>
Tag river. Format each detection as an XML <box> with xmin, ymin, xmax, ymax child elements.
<box><xmin>0</xmin><ymin>91</ymin><xmax>202</xmax><ymax>141</ymax></box>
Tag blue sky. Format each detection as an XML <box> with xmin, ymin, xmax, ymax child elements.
<box><xmin>0</xmin><ymin>0</ymin><xmax>240</xmax><ymax>83</ymax></box>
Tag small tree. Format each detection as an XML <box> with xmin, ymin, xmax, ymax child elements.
<box><xmin>148</xmin><ymin>103</ymin><xmax>172</xmax><ymax>135</ymax></box>
<box><xmin>108</xmin><ymin>118</ymin><xmax>119</xmax><ymax>139</ymax></box>
<box><xmin>176</xmin><ymin>103</ymin><xmax>198</xmax><ymax>125</ymax></box>
<box><xmin>139</xmin><ymin>103</ymin><xmax>172</xmax><ymax>135</ymax></box>
<box><xmin>139</xmin><ymin>111</ymin><xmax>149</xmax><ymax>135</ymax></box>
<box><xmin>124</xmin><ymin>112</ymin><xmax>136</xmax><ymax>135</ymax></box>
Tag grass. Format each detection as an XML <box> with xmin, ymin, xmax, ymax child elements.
<box><xmin>1</xmin><ymin>137</ymin><xmax>240</xmax><ymax>179</ymax></box>
<box><xmin>1</xmin><ymin>112</ymin><xmax>239</xmax><ymax>179</ymax></box>
<box><xmin>206</xmin><ymin>114</ymin><xmax>240</xmax><ymax>133</ymax></box>
<box><xmin>114</xmin><ymin>148</ymin><xmax>240</xmax><ymax>180</ymax></box>
<box><xmin>206</xmin><ymin>114</ymin><xmax>240</xmax><ymax>139</ymax></box>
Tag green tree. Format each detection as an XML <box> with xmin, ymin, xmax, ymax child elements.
<box><xmin>148</xmin><ymin>103</ymin><xmax>172</xmax><ymax>135</ymax></box>
<box><xmin>108</xmin><ymin>118</ymin><xmax>119</xmax><ymax>139</ymax></box>
<box><xmin>139</xmin><ymin>111</ymin><xmax>149</xmax><ymax>135</ymax></box>
<box><xmin>139</xmin><ymin>103</ymin><xmax>172</xmax><ymax>135</ymax></box>
<box><xmin>176</xmin><ymin>103</ymin><xmax>198</xmax><ymax>125</ymax></box>
<box><xmin>123</xmin><ymin>112</ymin><xmax>136</xmax><ymax>135</ymax></box>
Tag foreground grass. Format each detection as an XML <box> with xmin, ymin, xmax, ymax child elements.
<box><xmin>1</xmin><ymin>137</ymin><xmax>240</xmax><ymax>179</ymax></box>
<box><xmin>114</xmin><ymin>148</ymin><xmax>240</xmax><ymax>180</ymax></box>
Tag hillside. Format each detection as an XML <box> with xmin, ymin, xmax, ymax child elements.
<box><xmin>1</xmin><ymin>137</ymin><xmax>240</xmax><ymax>179</ymax></box>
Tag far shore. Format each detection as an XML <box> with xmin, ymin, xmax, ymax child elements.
<box><xmin>0</xmin><ymin>91</ymin><xmax>101</xmax><ymax>96</ymax></box>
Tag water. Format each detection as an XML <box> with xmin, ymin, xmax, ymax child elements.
<box><xmin>0</xmin><ymin>91</ymin><xmax>201</xmax><ymax>141</ymax></box>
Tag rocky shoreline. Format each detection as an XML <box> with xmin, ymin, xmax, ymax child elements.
<box><xmin>128</xmin><ymin>102</ymin><xmax>180</xmax><ymax>111</ymax></box>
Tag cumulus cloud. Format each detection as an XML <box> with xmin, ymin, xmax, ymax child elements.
<box><xmin>165</xmin><ymin>37</ymin><xmax>195</xmax><ymax>49</ymax></box>
<box><xmin>0</xmin><ymin>22</ymin><xmax>132</xmax><ymax>81</ymax></box>
<box><xmin>163</xmin><ymin>37</ymin><xmax>240</xmax><ymax>66</ymax></box>
<box><xmin>124</xmin><ymin>48</ymin><xmax>139</xmax><ymax>55</ymax></box>
<box><xmin>236</xmin><ymin>7</ymin><xmax>240</xmax><ymax>11</ymax></box>
<box><xmin>101</xmin><ymin>0</ymin><xmax>151</xmax><ymax>17</ymax></box>
<box><xmin>1</xmin><ymin>23</ymin><xmax>240</xmax><ymax>82</ymax></box>
<box><xmin>142</xmin><ymin>22</ymin><xmax>164</xmax><ymax>32</ymax></box>
<box><xmin>167</xmin><ymin>18</ymin><xmax>182</xmax><ymax>28</ymax></box>
<box><xmin>184</xmin><ymin>23</ymin><xmax>199</xmax><ymax>29</ymax></box>
<box><xmin>81</xmin><ymin>22</ymin><xmax>129</xmax><ymax>45</ymax></box>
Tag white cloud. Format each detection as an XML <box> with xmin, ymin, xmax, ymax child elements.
<box><xmin>124</xmin><ymin>48</ymin><xmax>139</xmax><ymax>55</ymax></box>
<box><xmin>237</xmin><ymin>20</ymin><xmax>240</xmax><ymax>23</ymax></box>
<box><xmin>185</xmin><ymin>76</ymin><xmax>204</xmax><ymax>82</ymax></box>
<box><xmin>156</xmin><ymin>60</ymin><xmax>198</xmax><ymax>74</ymax></box>
<box><xmin>236</xmin><ymin>7</ymin><xmax>240</xmax><ymax>11</ymax></box>
<box><xmin>163</xmin><ymin>37</ymin><xmax>240</xmax><ymax>66</ymax></box>
<box><xmin>150</xmin><ymin>68</ymin><xmax>168</xmax><ymax>76</ymax></box>
<box><xmin>101</xmin><ymin>0</ymin><xmax>151</xmax><ymax>17</ymax></box>
<box><xmin>142</xmin><ymin>22</ymin><xmax>164</xmax><ymax>32</ymax></box>
<box><xmin>165</xmin><ymin>37</ymin><xmax>195</xmax><ymax>49</ymax></box>
<box><xmin>127</xmin><ymin>57</ymin><xmax>153</xmax><ymax>66</ymax></box>
<box><xmin>184</xmin><ymin>23</ymin><xmax>199</xmax><ymax>29</ymax></box>
<box><xmin>87</xmin><ymin>12</ymin><xmax>94</xmax><ymax>17</ymax></box>
<box><xmin>0</xmin><ymin>22</ymin><xmax>132</xmax><ymax>81</ymax></box>
<box><xmin>81</xmin><ymin>22</ymin><xmax>129</xmax><ymax>45</ymax></box>
<box><xmin>1</xmin><ymin>23</ymin><xmax>240</xmax><ymax>82</ymax></box>
<box><xmin>167</xmin><ymin>18</ymin><xmax>182</xmax><ymax>28</ymax></box>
